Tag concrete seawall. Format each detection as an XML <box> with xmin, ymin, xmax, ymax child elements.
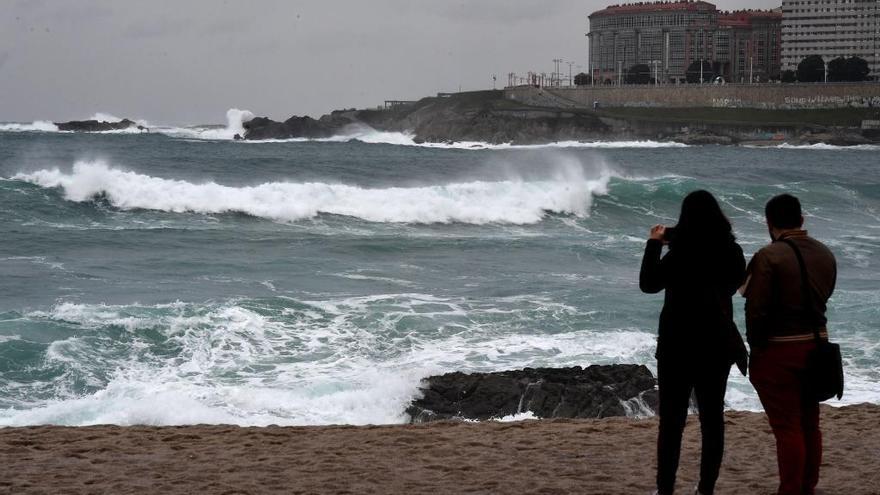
<box><xmin>505</xmin><ymin>83</ymin><xmax>880</xmax><ymax>110</ymax></box>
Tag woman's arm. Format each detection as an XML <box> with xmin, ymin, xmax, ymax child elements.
<box><xmin>639</xmin><ymin>225</ymin><xmax>668</xmax><ymax>294</ymax></box>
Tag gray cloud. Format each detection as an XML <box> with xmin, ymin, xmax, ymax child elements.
<box><xmin>0</xmin><ymin>0</ymin><xmax>770</xmax><ymax>124</ymax></box>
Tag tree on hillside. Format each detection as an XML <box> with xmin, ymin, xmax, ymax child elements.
<box><xmin>574</xmin><ymin>72</ymin><xmax>592</xmax><ymax>86</ymax></box>
<box><xmin>625</xmin><ymin>64</ymin><xmax>652</xmax><ymax>84</ymax></box>
<box><xmin>685</xmin><ymin>60</ymin><xmax>714</xmax><ymax>83</ymax></box>
<box><xmin>781</xmin><ymin>70</ymin><xmax>797</xmax><ymax>83</ymax></box>
<box><xmin>845</xmin><ymin>57</ymin><xmax>870</xmax><ymax>81</ymax></box>
<box><xmin>797</xmin><ymin>55</ymin><xmax>825</xmax><ymax>82</ymax></box>
<box><xmin>827</xmin><ymin>57</ymin><xmax>848</xmax><ymax>82</ymax></box>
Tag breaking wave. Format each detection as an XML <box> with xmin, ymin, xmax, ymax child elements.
<box><xmin>243</xmin><ymin>128</ymin><xmax>691</xmax><ymax>150</ymax></box>
<box><xmin>13</xmin><ymin>160</ymin><xmax>612</xmax><ymax>225</ymax></box>
<box><xmin>769</xmin><ymin>143</ymin><xmax>880</xmax><ymax>151</ymax></box>
<box><xmin>0</xmin><ymin>120</ymin><xmax>60</xmax><ymax>132</ymax></box>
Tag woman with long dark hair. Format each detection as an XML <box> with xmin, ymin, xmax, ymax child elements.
<box><xmin>640</xmin><ymin>190</ymin><xmax>746</xmax><ymax>495</ymax></box>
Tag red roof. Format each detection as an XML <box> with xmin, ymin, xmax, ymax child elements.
<box><xmin>590</xmin><ymin>0</ymin><xmax>716</xmax><ymax>17</ymax></box>
<box><xmin>719</xmin><ymin>10</ymin><xmax>782</xmax><ymax>27</ymax></box>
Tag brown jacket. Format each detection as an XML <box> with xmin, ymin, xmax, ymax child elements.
<box><xmin>744</xmin><ymin>230</ymin><xmax>837</xmax><ymax>346</ymax></box>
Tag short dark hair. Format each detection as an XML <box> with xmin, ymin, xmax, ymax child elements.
<box><xmin>765</xmin><ymin>194</ymin><xmax>803</xmax><ymax>229</ymax></box>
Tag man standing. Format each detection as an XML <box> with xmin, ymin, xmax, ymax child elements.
<box><xmin>744</xmin><ymin>194</ymin><xmax>837</xmax><ymax>495</ymax></box>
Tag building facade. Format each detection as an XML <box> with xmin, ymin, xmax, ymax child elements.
<box><xmin>780</xmin><ymin>0</ymin><xmax>879</xmax><ymax>78</ymax></box>
<box><xmin>588</xmin><ymin>1</ymin><xmax>718</xmax><ymax>83</ymax></box>
<box><xmin>717</xmin><ymin>11</ymin><xmax>783</xmax><ymax>83</ymax></box>
<box><xmin>588</xmin><ymin>1</ymin><xmax>783</xmax><ymax>83</ymax></box>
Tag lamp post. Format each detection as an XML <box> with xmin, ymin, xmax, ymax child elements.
<box><xmin>749</xmin><ymin>56</ymin><xmax>754</xmax><ymax>84</ymax></box>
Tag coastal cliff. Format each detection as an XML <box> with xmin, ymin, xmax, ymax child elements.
<box><xmin>242</xmin><ymin>89</ymin><xmax>880</xmax><ymax>146</ymax></box>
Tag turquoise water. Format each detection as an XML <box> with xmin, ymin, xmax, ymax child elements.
<box><xmin>1</xmin><ymin>127</ymin><xmax>878</xmax><ymax>425</ymax></box>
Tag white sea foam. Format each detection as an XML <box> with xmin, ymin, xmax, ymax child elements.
<box><xmin>2</xmin><ymin>294</ymin><xmax>877</xmax><ymax>426</ymax></box>
<box><xmin>768</xmin><ymin>143</ymin><xmax>880</xmax><ymax>151</ymax></box>
<box><xmin>14</xmin><ymin>160</ymin><xmax>612</xmax><ymax>224</ymax></box>
<box><xmin>0</xmin><ymin>297</ymin><xmax>657</xmax><ymax>426</ymax></box>
<box><xmin>0</xmin><ymin>120</ymin><xmax>61</xmax><ymax>132</ymax></box>
<box><xmin>242</xmin><ymin>127</ymin><xmax>690</xmax><ymax>150</ymax></box>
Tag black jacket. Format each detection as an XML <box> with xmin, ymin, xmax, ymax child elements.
<box><xmin>640</xmin><ymin>237</ymin><xmax>746</xmax><ymax>363</ymax></box>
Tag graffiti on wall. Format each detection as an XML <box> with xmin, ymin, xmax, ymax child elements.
<box><xmin>783</xmin><ymin>95</ymin><xmax>880</xmax><ymax>108</ymax></box>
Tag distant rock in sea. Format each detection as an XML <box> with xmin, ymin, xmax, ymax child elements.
<box><xmin>406</xmin><ymin>364</ymin><xmax>658</xmax><ymax>423</ymax></box>
<box><xmin>55</xmin><ymin>118</ymin><xmax>146</xmax><ymax>132</ymax></box>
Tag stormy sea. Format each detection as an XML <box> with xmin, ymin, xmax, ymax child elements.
<box><xmin>1</xmin><ymin>111</ymin><xmax>878</xmax><ymax>426</ymax></box>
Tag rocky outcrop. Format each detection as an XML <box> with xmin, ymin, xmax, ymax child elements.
<box><xmin>242</xmin><ymin>91</ymin><xmax>614</xmax><ymax>144</ymax></box>
<box><xmin>241</xmin><ymin>112</ymin><xmax>359</xmax><ymax>140</ymax></box>
<box><xmin>55</xmin><ymin>119</ymin><xmax>146</xmax><ymax>132</ymax></box>
<box><xmin>406</xmin><ymin>365</ymin><xmax>658</xmax><ymax>423</ymax></box>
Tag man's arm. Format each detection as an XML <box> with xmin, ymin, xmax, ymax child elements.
<box><xmin>744</xmin><ymin>250</ymin><xmax>773</xmax><ymax>347</ymax></box>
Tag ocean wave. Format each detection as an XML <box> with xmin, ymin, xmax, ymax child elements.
<box><xmin>2</xmin><ymin>294</ymin><xmax>875</xmax><ymax>426</ymax></box>
<box><xmin>0</xmin><ymin>297</ymin><xmax>657</xmax><ymax>426</ymax></box>
<box><xmin>13</xmin><ymin>160</ymin><xmax>612</xmax><ymax>225</ymax></box>
<box><xmin>761</xmin><ymin>143</ymin><xmax>880</xmax><ymax>151</ymax></box>
<box><xmin>241</xmin><ymin>128</ymin><xmax>690</xmax><ymax>150</ymax></box>
<box><xmin>0</xmin><ymin>120</ymin><xmax>61</xmax><ymax>132</ymax></box>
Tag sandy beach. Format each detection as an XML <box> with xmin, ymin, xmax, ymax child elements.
<box><xmin>1</xmin><ymin>404</ymin><xmax>877</xmax><ymax>495</ymax></box>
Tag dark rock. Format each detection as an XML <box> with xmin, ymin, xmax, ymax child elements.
<box><xmin>55</xmin><ymin>118</ymin><xmax>146</xmax><ymax>132</ymax></box>
<box><xmin>406</xmin><ymin>364</ymin><xmax>658</xmax><ymax>423</ymax></box>
<box><xmin>242</xmin><ymin>114</ymin><xmax>357</xmax><ymax>140</ymax></box>
<box><xmin>671</xmin><ymin>132</ymin><xmax>735</xmax><ymax>145</ymax></box>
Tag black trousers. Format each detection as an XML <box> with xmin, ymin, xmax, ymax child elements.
<box><xmin>656</xmin><ymin>358</ymin><xmax>730</xmax><ymax>495</ymax></box>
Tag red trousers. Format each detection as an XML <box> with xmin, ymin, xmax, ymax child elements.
<box><xmin>750</xmin><ymin>341</ymin><xmax>821</xmax><ymax>495</ymax></box>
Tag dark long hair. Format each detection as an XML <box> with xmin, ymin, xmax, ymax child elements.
<box><xmin>670</xmin><ymin>190</ymin><xmax>734</xmax><ymax>248</ymax></box>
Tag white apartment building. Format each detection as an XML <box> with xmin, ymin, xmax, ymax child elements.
<box><xmin>781</xmin><ymin>0</ymin><xmax>879</xmax><ymax>78</ymax></box>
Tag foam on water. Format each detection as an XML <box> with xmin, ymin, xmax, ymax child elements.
<box><xmin>242</xmin><ymin>127</ymin><xmax>689</xmax><ymax>150</ymax></box>
<box><xmin>5</xmin><ymin>293</ymin><xmax>875</xmax><ymax>426</ymax></box>
<box><xmin>768</xmin><ymin>143</ymin><xmax>880</xmax><ymax>151</ymax></box>
<box><xmin>14</xmin><ymin>159</ymin><xmax>612</xmax><ymax>225</ymax></box>
<box><xmin>0</xmin><ymin>296</ymin><xmax>656</xmax><ymax>426</ymax></box>
<box><xmin>0</xmin><ymin>121</ymin><xmax>61</xmax><ymax>132</ymax></box>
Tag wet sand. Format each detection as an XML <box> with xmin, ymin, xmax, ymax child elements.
<box><xmin>1</xmin><ymin>404</ymin><xmax>878</xmax><ymax>494</ymax></box>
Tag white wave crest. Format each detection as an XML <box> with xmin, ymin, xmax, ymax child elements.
<box><xmin>768</xmin><ymin>143</ymin><xmax>880</xmax><ymax>151</ymax></box>
<box><xmin>14</xmin><ymin>160</ymin><xmax>611</xmax><ymax>224</ymax></box>
<box><xmin>0</xmin><ymin>120</ymin><xmax>60</xmax><ymax>132</ymax></box>
<box><xmin>244</xmin><ymin>127</ymin><xmax>689</xmax><ymax>150</ymax></box>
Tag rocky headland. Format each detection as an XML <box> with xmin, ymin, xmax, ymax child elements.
<box><xmin>241</xmin><ymin>89</ymin><xmax>880</xmax><ymax>146</ymax></box>
<box><xmin>406</xmin><ymin>364</ymin><xmax>658</xmax><ymax>423</ymax></box>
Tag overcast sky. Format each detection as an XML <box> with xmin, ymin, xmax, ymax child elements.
<box><xmin>1</xmin><ymin>0</ymin><xmax>767</xmax><ymax>124</ymax></box>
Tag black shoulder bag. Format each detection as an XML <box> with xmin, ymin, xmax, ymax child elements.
<box><xmin>781</xmin><ymin>239</ymin><xmax>844</xmax><ymax>401</ymax></box>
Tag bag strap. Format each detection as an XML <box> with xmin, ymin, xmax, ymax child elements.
<box><xmin>780</xmin><ymin>238</ymin><xmax>822</xmax><ymax>342</ymax></box>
